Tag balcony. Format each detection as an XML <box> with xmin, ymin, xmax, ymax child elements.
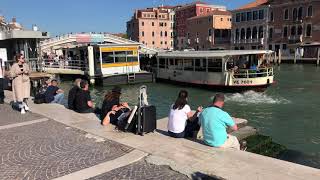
<box><xmin>288</xmin><ymin>35</ymin><xmax>303</xmax><ymax>44</ymax></box>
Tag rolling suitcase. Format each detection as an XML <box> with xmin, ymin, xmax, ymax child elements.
<box><xmin>136</xmin><ymin>85</ymin><xmax>157</xmax><ymax>135</ymax></box>
<box><xmin>138</xmin><ymin>105</ymin><xmax>156</xmax><ymax>135</ymax></box>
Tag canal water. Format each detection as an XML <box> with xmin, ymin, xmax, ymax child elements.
<box><xmin>59</xmin><ymin>64</ymin><xmax>320</xmax><ymax>168</ymax></box>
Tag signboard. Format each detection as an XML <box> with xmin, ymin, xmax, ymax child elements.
<box><xmin>0</xmin><ymin>48</ymin><xmax>8</xmax><ymax>62</ymax></box>
<box><xmin>76</xmin><ymin>34</ymin><xmax>104</xmax><ymax>43</ymax></box>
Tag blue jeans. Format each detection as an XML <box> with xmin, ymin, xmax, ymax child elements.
<box><xmin>51</xmin><ymin>93</ymin><xmax>64</xmax><ymax>104</ymax></box>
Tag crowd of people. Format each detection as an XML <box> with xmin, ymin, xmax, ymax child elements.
<box><xmin>1</xmin><ymin>53</ymin><xmax>243</xmax><ymax>151</ymax></box>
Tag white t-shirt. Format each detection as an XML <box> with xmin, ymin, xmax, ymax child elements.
<box><xmin>168</xmin><ymin>104</ymin><xmax>191</xmax><ymax>133</ymax></box>
<box><xmin>0</xmin><ymin>59</ymin><xmax>5</xmax><ymax>78</ymax></box>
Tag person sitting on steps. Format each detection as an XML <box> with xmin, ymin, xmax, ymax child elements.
<box><xmin>167</xmin><ymin>90</ymin><xmax>202</xmax><ymax>138</ymax></box>
<box><xmin>68</xmin><ymin>78</ymin><xmax>81</xmax><ymax>110</ymax></box>
<box><xmin>200</xmin><ymin>93</ymin><xmax>240</xmax><ymax>150</ymax></box>
<box><xmin>74</xmin><ymin>80</ymin><xmax>95</xmax><ymax>113</ymax></box>
<box><xmin>44</xmin><ymin>79</ymin><xmax>64</xmax><ymax>104</ymax></box>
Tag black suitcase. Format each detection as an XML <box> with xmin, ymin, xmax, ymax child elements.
<box><xmin>137</xmin><ymin>105</ymin><xmax>156</xmax><ymax>135</ymax></box>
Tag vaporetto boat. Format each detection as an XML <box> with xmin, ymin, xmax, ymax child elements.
<box><xmin>155</xmin><ymin>50</ymin><xmax>275</xmax><ymax>92</ymax></box>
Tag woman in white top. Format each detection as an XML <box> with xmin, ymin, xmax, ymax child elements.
<box><xmin>168</xmin><ymin>90</ymin><xmax>202</xmax><ymax>138</ymax></box>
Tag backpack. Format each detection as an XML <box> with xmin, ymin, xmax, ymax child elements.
<box><xmin>34</xmin><ymin>93</ymin><xmax>46</xmax><ymax>104</ymax></box>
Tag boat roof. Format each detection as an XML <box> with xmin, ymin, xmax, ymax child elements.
<box><xmin>157</xmin><ymin>50</ymin><xmax>274</xmax><ymax>58</ymax></box>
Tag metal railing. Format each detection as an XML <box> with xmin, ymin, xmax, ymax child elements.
<box><xmin>232</xmin><ymin>67</ymin><xmax>273</xmax><ymax>78</ymax></box>
<box><xmin>41</xmin><ymin>59</ymin><xmax>88</xmax><ymax>71</ymax></box>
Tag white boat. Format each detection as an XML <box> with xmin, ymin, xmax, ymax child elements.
<box><xmin>155</xmin><ymin>50</ymin><xmax>275</xmax><ymax>91</ymax></box>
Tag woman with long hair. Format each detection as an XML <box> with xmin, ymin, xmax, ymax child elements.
<box><xmin>10</xmin><ymin>54</ymin><xmax>31</xmax><ymax>114</ymax></box>
<box><xmin>100</xmin><ymin>86</ymin><xmax>130</xmax><ymax>125</ymax></box>
<box><xmin>167</xmin><ymin>90</ymin><xmax>202</xmax><ymax>138</ymax></box>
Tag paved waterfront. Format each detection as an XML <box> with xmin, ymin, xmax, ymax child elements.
<box><xmin>89</xmin><ymin>160</ymin><xmax>189</xmax><ymax>180</ymax></box>
<box><xmin>0</xmin><ymin>104</ymin><xmax>191</xmax><ymax>179</ymax></box>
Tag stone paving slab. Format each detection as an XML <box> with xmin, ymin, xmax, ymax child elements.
<box><xmin>0</xmin><ymin>104</ymin><xmax>44</xmax><ymax>126</ymax></box>
<box><xmin>0</xmin><ymin>120</ymin><xmax>133</xmax><ymax>180</ymax></box>
<box><xmin>88</xmin><ymin>160</ymin><xmax>190</xmax><ymax>180</ymax></box>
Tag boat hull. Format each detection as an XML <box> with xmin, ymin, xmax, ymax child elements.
<box><xmin>156</xmin><ymin>78</ymin><xmax>271</xmax><ymax>92</ymax></box>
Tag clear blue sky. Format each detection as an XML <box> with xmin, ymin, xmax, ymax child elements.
<box><xmin>0</xmin><ymin>0</ymin><xmax>251</xmax><ymax>36</ymax></box>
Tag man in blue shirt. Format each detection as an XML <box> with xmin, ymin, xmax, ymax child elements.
<box><xmin>200</xmin><ymin>93</ymin><xmax>240</xmax><ymax>150</ymax></box>
<box><xmin>44</xmin><ymin>79</ymin><xmax>64</xmax><ymax>104</ymax></box>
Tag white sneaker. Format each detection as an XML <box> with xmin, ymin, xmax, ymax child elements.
<box><xmin>23</xmin><ymin>102</ymin><xmax>30</xmax><ymax>111</ymax></box>
<box><xmin>21</xmin><ymin>108</ymin><xmax>26</xmax><ymax>114</ymax></box>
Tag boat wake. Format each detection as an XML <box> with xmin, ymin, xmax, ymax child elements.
<box><xmin>224</xmin><ymin>91</ymin><xmax>290</xmax><ymax>105</ymax></box>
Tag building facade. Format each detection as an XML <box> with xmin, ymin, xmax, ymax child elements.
<box><xmin>268</xmin><ymin>0</ymin><xmax>320</xmax><ymax>56</ymax></box>
<box><xmin>186</xmin><ymin>10</ymin><xmax>232</xmax><ymax>50</ymax></box>
<box><xmin>231</xmin><ymin>0</ymin><xmax>270</xmax><ymax>50</ymax></box>
<box><xmin>127</xmin><ymin>6</ymin><xmax>175</xmax><ymax>50</ymax></box>
<box><xmin>175</xmin><ymin>2</ymin><xmax>227</xmax><ymax>50</ymax></box>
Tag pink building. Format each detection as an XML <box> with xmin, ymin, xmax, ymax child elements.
<box><xmin>186</xmin><ymin>10</ymin><xmax>232</xmax><ymax>50</ymax></box>
<box><xmin>127</xmin><ymin>6</ymin><xmax>175</xmax><ymax>50</ymax></box>
<box><xmin>175</xmin><ymin>1</ymin><xmax>227</xmax><ymax>50</ymax></box>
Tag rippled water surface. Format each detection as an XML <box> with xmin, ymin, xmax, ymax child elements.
<box><xmin>60</xmin><ymin>64</ymin><xmax>320</xmax><ymax>167</ymax></box>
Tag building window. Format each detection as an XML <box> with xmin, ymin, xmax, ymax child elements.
<box><xmin>159</xmin><ymin>22</ymin><xmax>164</xmax><ymax>26</ymax></box>
<box><xmin>152</xmin><ymin>31</ymin><xmax>155</xmax><ymax>37</ymax></box>
<box><xmin>208</xmin><ymin>29</ymin><xmax>212</xmax><ymax>36</ymax></box>
<box><xmin>142</xmin><ymin>41</ymin><xmax>145</xmax><ymax>44</ymax></box>
<box><xmin>165</xmin><ymin>31</ymin><xmax>167</xmax><ymax>37</ymax></box>
<box><xmin>152</xmin><ymin>22</ymin><xmax>154</xmax><ymax>26</ymax></box>
<box><xmin>208</xmin><ymin>17</ymin><xmax>211</xmax><ymax>22</ymax></box>
<box><xmin>142</xmin><ymin>21</ymin><xmax>144</xmax><ymax>26</ymax></box>
<box><xmin>240</xmin><ymin>28</ymin><xmax>245</xmax><ymax>40</ymax></box>
<box><xmin>284</xmin><ymin>9</ymin><xmax>289</xmax><ymax>20</ymax></box>
<box><xmin>235</xmin><ymin>29</ymin><xmax>239</xmax><ymax>40</ymax></box>
<box><xmin>246</xmin><ymin>28</ymin><xmax>251</xmax><ymax>39</ymax></box>
<box><xmin>160</xmin><ymin>41</ymin><xmax>163</xmax><ymax>45</ymax></box>
<box><xmin>247</xmin><ymin>11</ymin><xmax>252</xmax><ymax>21</ymax></box>
<box><xmin>298</xmin><ymin>7</ymin><xmax>303</xmax><ymax>20</ymax></box>
<box><xmin>221</xmin><ymin>18</ymin><xmax>223</xmax><ymax>21</ymax></box>
<box><xmin>291</xmin><ymin>26</ymin><xmax>296</xmax><ymax>36</ymax></box>
<box><xmin>200</xmin><ymin>8</ymin><xmax>203</xmax><ymax>13</ymax></box>
<box><xmin>269</xmin><ymin>45</ymin><xmax>272</xmax><ymax>50</ymax></box>
<box><xmin>306</xmin><ymin>24</ymin><xmax>312</xmax><ymax>37</ymax></box>
<box><xmin>307</xmin><ymin>6</ymin><xmax>313</xmax><ymax>16</ymax></box>
<box><xmin>270</xmin><ymin>11</ymin><xmax>274</xmax><ymax>21</ymax></box>
<box><xmin>259</xmin><ymin>10</ymin><xmax>264</xmax><ymax>19</ymax></box>
<box><xmin>236</xmin><ymin>13</ymin><xmax>240</xmax><ymax>22</ymax></box>
<box><xmin>253</xmin><ymin>11</ymin><xmax>258</xmax><ymax>20</ymax></box>
<box><xmin>160</xmin><ymin>31</ymin><xmax>163</xmax><ymax>37</ymax></box>
<box><xmin>283</xmin><ymin>26</ymin><xmax>288</xmax><ymax>37</ymax></box>
<box><xmin>165</xmin><ymin>23</ymin><xmax>167</xmax><ymax>26</ymax></box>
<box><xmin>297</xmin><ymin>25</ymin><xmax>303</xmax><ymax>35</ymax></box>
<box><xmin>165</xmin><ymin>41</ymin><xmax>167</xmax><ymax>45</ymax></box>
<box><xmin>258</xmin><ymin>26</ymin><xmax>263</xmax><ymax>38</ymax></box>
<box><xmin>152</xmin><ymin>41</ymin><xmax>155</xmax><ymax>45</ymax></box>
<box><xmin>269</xmin><ymin>28</ymin><xmax>273</xmax><ymax>39</ymax></box>
<box><xmin>252</xmin><ymin>27</ymin><xmax>257</xmax><ymax>39</ymax></box>
<box><xmin>142</xmin><ymin>31</ymin><xmax>144</xmax><ymax>37</ymax></box>
<box><xmin>241</xmin><ymin>12</ymin><xmax>246</xmax><ymax>21</ymax></box>
<box><xmin>293</xmin><ymin>8</ymin><xmax>298</xmax><ymax>21</ymax></box>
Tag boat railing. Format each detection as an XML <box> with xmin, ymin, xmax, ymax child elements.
<box><xmin>232</xmin><ymin>67</ymin><xmax>273</xmax><ymax>79</ymax></box>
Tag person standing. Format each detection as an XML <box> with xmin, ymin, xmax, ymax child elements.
<box><xmin>200</xmin><ymin>93</ymin><xmax>240</xmax><ymax>150</ymax></box>
<box><xmin>9</xmin><ymin>54</ymin><xmax>31</xmax><ymax>114</ymax></box>
<box><xmin>0</xmin><ymin>58</ymin><xmax>6</xmax><ymax>104</ymax></box>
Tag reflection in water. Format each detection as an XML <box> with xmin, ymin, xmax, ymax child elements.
<box><xmin>225</xmin><ymin>91</ymin><xmax>291</xmax><ymax>105</ymax></box>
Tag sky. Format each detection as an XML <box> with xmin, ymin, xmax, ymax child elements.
<box><xmin>0</xmin><ymin>0</ymin><xmax>252</xmax><ymax>36</ymax></box>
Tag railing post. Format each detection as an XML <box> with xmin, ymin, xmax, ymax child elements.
<box><xmin>294</xmin><ymin>48</ymin><xmax>297</xmax><ymax>64</ymax></box>
<box><xmin>278</xmin><ymin>49</ymin><xmax>282</xmax><ymax>65</ymax></box>
<box><xmin>88</xmin><ymin>46</ymin><xmax>95</xmax><ymax>84</ymax></box>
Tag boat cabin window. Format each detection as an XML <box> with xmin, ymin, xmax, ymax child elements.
<box><xmin>183</xmin><ymin>59</ymin><xmax>194</xmax><ymax>71</ymax></box>
<box><xmin>159</xmin><ymin>58</ymin><xmax>165</xmax><ymax>68</ymax></box>
<box><xmin>208</xmin><ymin>59</ymin><xmax>222</xmax><ymax>72</ymax></box>
<box><xmin>175</xmin><ymin>59</ymin><xmax>183</xmax><ymax>70</ymax></box>
<box><xmin>195</xmin><ymin>59</ymin><xmax>206</xmax><ymax>72</ymax></box>
<box><xmin>169</xmin><ymin>59</ymin><xmax>174</xmax><ymax>66</ymax></box>
<box><xmin>101</xmin><ymin>50</ymin><xmax>138</xmax><ymax>64</ymax></box>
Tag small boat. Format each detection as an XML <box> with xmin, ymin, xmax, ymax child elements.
<box><xmin>155</xmin><ymin>50</ymin><xmax>275</xmax><ymax>92</ymax></box>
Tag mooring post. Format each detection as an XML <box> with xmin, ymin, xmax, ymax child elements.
<box><xmin>87</xmin><ymin>46</ymin><xmax>95</xmax><ymax>85</ymax></box>
<box><xmin>317</xmin><ymin>48</ymin><xmax>320</xmax><ymax>66</ymax></box>
<box><xmin>278</xmin><ymin>49</ymin><xmax>282</xmax><ymax>65</ymax></box>
<box><xmin>294</xmin><ymin>48</ymin><xmax>297</xmax><ymax>64</ymax></box>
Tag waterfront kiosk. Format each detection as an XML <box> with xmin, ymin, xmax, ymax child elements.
<box><xmin>40</xmin><ymin>33</ymin><xmax>153</xmax><ymax>85</ymax></box>
<box><xmin>156</xmin><ymin>50</ymin><xmax>274</xmax><ymax>91</ymax></box>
